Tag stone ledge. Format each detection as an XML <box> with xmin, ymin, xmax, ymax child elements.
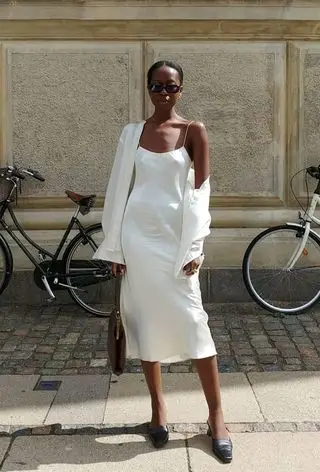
<box><xmin>0</xmin><ymin>268</ymin><xmax>251</xmax><ymax>304</ymax></box>
<box><xmin>2</xmin><ymin>1</ymin><xmax>320</xmax><ymax>21</ymax></box>
<box><xmin>3</xmin><ymin>19</ymin><xmax>320</xmax><ymax>40</ymax></box>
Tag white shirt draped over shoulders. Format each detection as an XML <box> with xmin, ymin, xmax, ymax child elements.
<box><xmin>92</xmin><ymin>122</ymin><xmax>211</xmax><ymax>278</ymax></box>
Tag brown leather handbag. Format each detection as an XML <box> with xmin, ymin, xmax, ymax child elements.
<box><xmin>107</xmin><ymin>275</ymin><xmax>126</xmax><ymax>376</ymax></box>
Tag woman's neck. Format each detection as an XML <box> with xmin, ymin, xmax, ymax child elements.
<box><xmin>150</xmin><ymin>109</ymin><xmax>178</xmax><ymax>124</ymax></box>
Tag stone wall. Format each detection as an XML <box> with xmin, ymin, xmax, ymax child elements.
<box><xmin>0</xmin><ymin>0</ymin><xmax>320</xmax><ymax>275</ymax></box>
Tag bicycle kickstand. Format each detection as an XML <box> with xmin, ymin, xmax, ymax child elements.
<box><xmin>41</xmin><ymin>275</ymin><xmax>56</xmax><ymax>302</ymax></box>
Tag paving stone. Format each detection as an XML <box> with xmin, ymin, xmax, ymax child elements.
<box><xmin>292</xmin><ymin>337</ymin><xmax>315</xmax><ymax>346</ymax></box>
<box><xmin>305</xmin><ymin>326</ymin><xmax>320</xmax><ymax>334</ymax></box>
<box><xmin>0</xmin><ymin>376</ymin><xmax>55</xmax><ymax>424</ymax></box>
<box><xmin>45</xmin><ymin>361</ymin><xmax>66</xmax><ymax>369</ymax></box>
<box><xmin>258</xmin><ymin>355</ymin><xmax>279</xmax><ymax>364</ymax></box>
<box><xmin>227</xmin><ymin>423</ymin><xmax>254</xmax><ymax>433</ymax></box>
<box><xmin>262</xmin><ymin>365</ymin><xmax>282</xmax><ymax>372</ymax></box>
<box><xmin>90</xmin><ymin>359</ymin><xmax>108</xmax><ymax>368</ymax></box>
<box><xmin>35</xmin><ymin>346</ymin><xmax>55</xmax><ymax>354</ymax></box>
<box><xmin>44</xmin><ymin>375</ymin><xmax>109</xmax><ymax>425</ymax></box>
<box><xmin>40</xmin><ymin>369</ymin><xmax>60</xmax><ymax>375</ymax></box>
<box><xmin>2</xmin><ymin>343</ymin><xmax>18</xmax><ymax>352</ymax></box>
<box><xmin>60</xmin><ymin>369</ymin><xmax>79</xmax><ymax>375</ymax></box>
<box><xmin>235</xmin><ymin>356</ymin><xmax>257</xmax><ymax>366</ymax></box>
<box><xmin>94</xmin><ymin>350</ymin><xmax>109</xmax><ymax>359</ymax></box>
<box><xmin>299</xmin><ymin>346</ymin><xmax>318</xmax><ymax>357</ymax></box>
<box><xmin>14</xmin><ymin>329</ymin><xmax>30</xmax><ymax>336</ymax></box>
<box><xmin>169</xmin><ymin>365</ymin><xmax>190</xmax><ymax>373</ymax></box>
<box><xmin>65</xmin><ymin>360</ymin><xmax>88</xmax><ymax>368</ymax></box>
<box><xmin>283</xmin><ymin>365</ymin><xmax>302</xmax><ymax>371</ymax></box>
<box><xmin>250</xmin><ymin>335</ymin><xmax>270</xmax><ymax>342</ymax></box>
<box><xmin>296</xmin><ymin>422</ymin><xmax>318</xmax><ymax>432</ymax></box>
<box><xmin>2</xmin><ymin>434</ymin><xmax>188</xmax><ymax>472</ymax></box>
<box><xmin>73</xmin><ymin>351</ymin><xmax>93</xmax><ymax>360</ymax></box>
<box><xmin>18</xmin><ymin>344</ymin><xmax>37</xmax><ymax>351</ymax></box>
<box><xmin>53</xmin><ymin>352</ymin><xmax>70</xmax><ymax>361</ymax></box>
<box><xmin>55</xmin><ymin>345</ymin><xmax>74</xmax><ymax>352</ymax></box>
<box><xmin>33</xmin><ymin>353</ymin><xmax>52</xmax><ymax>361</ymax></box>
<box><xmin>15</xmin><ymin>367</ymin><xmax>38</xmax><ymax>375</ymax></box>
<box><xmin>285</xmin><ymin>358</ymin><xmax>302</xmax><ymax>365</ymax></box>
<box><xmin>240</xmin><ymin>365</ymin><xmax>260</xmax><ymax>373</ymax></box>
<box><xmin>10</xmin><ymin>351</ymin><xmax>33</xmax><ymax>360</ymax></box>
<box><xmin>248</xmin><ymin>371</ymin><xmax>320</xmax><ymax>422</ymax></box>
<box><xmin>0</xmin><ymin>368</ymin><xmax>14</xmax><ymax>374</ymax></box>
<box><xmin>282</xmin><ymin>317</ymin><xmax>301</xmax><ymax>325</ymax></box>
<box><xmin>0</xmin><ymin>305</ymin><xmax>319</xmax><ymax>375</ymax></box>
<box><xmin>276</xmin><ymin>347</ymin><xmax>300</xmax><ymax>357</ymax></box>
<box><xmin>256</xmin><ymin>348</ymin><xmax>279</xmax><ymax>355</ymax></box>
<box><xmin>105</xmin><ymin>373</ymin><xmax>263</xmax><ymax>424</ymax></box>
<box><xmin>188</xmin><ymin>432</ymin><xmax>320</xmax><ymax>471</ymax></box>
<box><xmin>273</xmin><ymin>422</ymin><xmax>297</xmax><ymax>432</ymax></box>
<box><xmin>253</xmin><ymin>422</ymin><xmax>274</xmax><ymax>432</ymax></box>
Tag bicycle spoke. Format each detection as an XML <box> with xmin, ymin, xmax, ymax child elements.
<box><xmin>243</xmin><ymin>226</ymin><xmax>320</xmax><ymax>313</ymax></box>
<box><xmin>64</xmin><ymin>225</ymin><xmax>113</xmax><ymax>316</ymax></box>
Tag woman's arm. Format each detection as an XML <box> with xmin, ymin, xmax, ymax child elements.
<box><xmin>182</xmin><ymin>121</ymin><xmax>211</xmax><ymax>275</ymax></box>
<box><xmin>188</xmin><ymin>121</ymin><xmax>210</xmax><ymax>189</ymax></box>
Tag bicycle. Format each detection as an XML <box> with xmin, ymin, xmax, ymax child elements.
<box><xmin>0</xmin><ymin>165</ymin><xmax>112</xmax><ymax>317</ymax></box>
<box><xmin>242</xmin><ymin>165</ymin><xmax>320</xmax><ymax>315</ymax></box>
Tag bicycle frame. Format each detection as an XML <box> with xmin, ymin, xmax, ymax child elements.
<box><xmin>0</xmin><ymin>177</ymin><xmax>92</xmax><ymax>275</ymax></box>
<box><xmin>286</xmin><ymin>193</ymin><xmax>320</xmax><ymax>270</ymax></box>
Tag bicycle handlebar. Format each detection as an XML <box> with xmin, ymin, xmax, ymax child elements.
<box><xmin>0</xmin><ymin>166</ymin><xmax>45</xmax><ymax>182</ymax></box>
<box><xmin>23</xmin><ymin>168</ymin><xmax>45</xmax><ymax>182</ymax></box>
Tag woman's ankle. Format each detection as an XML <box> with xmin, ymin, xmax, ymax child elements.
<box><xmin>150</xmin><ymin>399</ymin><xmax>167</xmax><ymax>426</ymax></box>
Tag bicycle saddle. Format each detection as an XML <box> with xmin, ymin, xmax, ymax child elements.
<box><xmin>65</xmin><ymin>190</ymin><xmax>96</xmax><ymax>215</ymax></box>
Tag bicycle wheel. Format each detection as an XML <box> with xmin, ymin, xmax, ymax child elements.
<box><xmin>242</xmin><ymin>224</ymin><xmax>320</xmax><ymax>314</ymax></box>
<box><xmin>0</xmin><ymin>234</ymin><xmax>13</xmax><ymax>296</ymax></box>
<box><xmin>63</xmin><ymin>223</ymin><xmax>113</xmax><ymax>316</ymax></box>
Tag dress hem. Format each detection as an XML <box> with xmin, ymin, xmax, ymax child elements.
<box><xmin>126</xmin><ymin>348</ymin><xmax>217</xmax><ymax>364</ymax></box>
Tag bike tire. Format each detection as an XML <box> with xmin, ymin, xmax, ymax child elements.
<box><xmin>62</xmin><ymin>223</ymin><xmax>113</xmax><ymax>316</ymax></box>
<box><xmin>0</xmin><ymin>233</ymin><xmax>13</xmax><ymax>296</ymax></box>
<box><xmin>242</xmin><ymin>224</ymin><xmax>320</xmax><ymax>314</ymax></box>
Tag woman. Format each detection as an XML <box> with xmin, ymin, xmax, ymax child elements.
<box><xmin>94</xmin><ymin>60</ymin><xmax>232</xmax><ymax>463</ymax></box>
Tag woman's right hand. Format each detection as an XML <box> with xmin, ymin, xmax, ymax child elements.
<box><xmin>112</xmin><ymin>263</ymin><xmax>126</xmax><ymax>276</ymax></box>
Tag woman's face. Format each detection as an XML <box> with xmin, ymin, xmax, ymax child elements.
<box><xmin>148</xmin><ymin>66</ymin><xmax>182</xmax><ymax>110</ymax></box>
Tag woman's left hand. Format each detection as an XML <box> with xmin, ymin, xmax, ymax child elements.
<box><xmin>183</xmin><ymin>257</ymin><xmax>201</xmax><ymax>276</ymax></box>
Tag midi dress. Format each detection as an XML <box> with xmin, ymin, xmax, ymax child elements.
<box><xmin>120</xmin><ymin>139</ymin><xmax>217</xmax><ymax>364</ymax></box>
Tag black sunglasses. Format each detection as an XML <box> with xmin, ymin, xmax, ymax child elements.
<box><xmin>148</xmin><ymin>83</ymin><xmax>182</xmax><ymax>94</ymax></box>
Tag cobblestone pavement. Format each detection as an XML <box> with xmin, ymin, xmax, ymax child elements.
<box><xmin>0</xmin><ymin>303</ymin><xmax>319</xmax><ymax>375</ymax></box>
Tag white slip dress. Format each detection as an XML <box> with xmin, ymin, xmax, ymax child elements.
<box><xmin>120</xmin><ymin>140</ymin><xmax>217</xmax><ymax>363</ymax></box>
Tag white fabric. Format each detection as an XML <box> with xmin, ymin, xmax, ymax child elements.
<box><xmin>93</xmin><ymin>122</ymin><xmax>144</xmax><ymax>265</ymax></box>
<box><xmin>119</xmin><ymin>145</ymin><xmax>216</xmax><ymax>362</ymax></box>
<box><xmin>92</xmin><ymin>122</ymin><xmax>211</xmax><ymax>277</ymax></box>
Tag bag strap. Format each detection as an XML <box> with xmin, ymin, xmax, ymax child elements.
<box><xmin>114</xmin><ymin>275</ymin><xmax>121</xmax><ymax>308</ymax></box>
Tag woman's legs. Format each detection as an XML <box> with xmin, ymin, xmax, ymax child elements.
<box><xmin>193</xmin><ymin>355</ymin><xmax>229</xmax><ymax>439</ymax></box>
<box><xmin>141</xmin><ymin>360</ymin><xmax>167</xmax><ymax>427</ymax></box>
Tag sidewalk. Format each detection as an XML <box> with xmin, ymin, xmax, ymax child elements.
<box><xmin>0</xmin><ymin>371</ymin><xmax>319</xmax><ymax>470</ymax></box>
<box><xmin>0</xmin><ymin>303</ymin><xmax>319</xmax><ymax>471</ymax></box>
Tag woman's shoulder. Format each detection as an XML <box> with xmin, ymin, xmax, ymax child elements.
<box><xmin>188</xmin><ymin>120</ymin><xmax>206</xmax><ymax>131</ymax></box>
<box><xmin>187</xmin><ymin>121</ymin><xmax>208</xmax><ymax>141</ymax></box>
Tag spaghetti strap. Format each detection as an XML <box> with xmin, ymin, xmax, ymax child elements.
<box><xmin>183</xmin><ymin>121</ymin><xmax>194</xmax><ymax>147</ymax></box>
